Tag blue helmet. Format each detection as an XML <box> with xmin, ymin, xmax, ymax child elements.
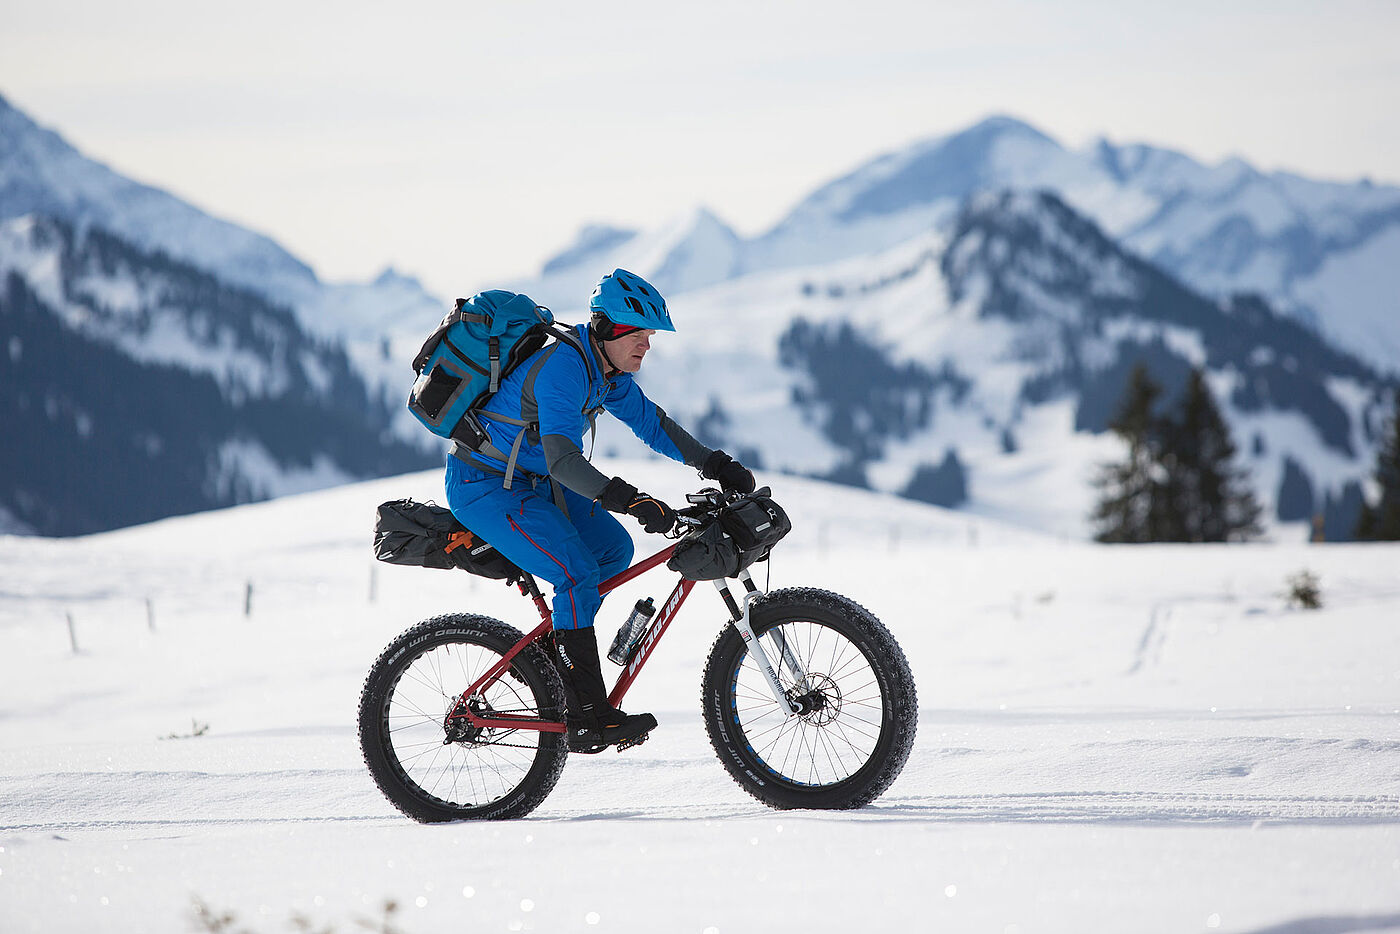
<box><xmin>589</xmin><ymin>269</ymin><xmax>675</xmax><ymax>336</ymax></box>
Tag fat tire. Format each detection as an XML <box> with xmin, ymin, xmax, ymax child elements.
<box><xmin>358</xmin><ymin>614</ymin><xmax>568</xmax><ymax>822</ymax></box>
<box><xmin>701</xmin><ymin>588</ymin><xmax>916</xmax><ymax>809</ymax></box>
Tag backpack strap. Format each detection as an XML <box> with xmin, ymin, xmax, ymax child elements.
<box><xmin>501</xmin><ymin>423</ymin><xmax>528</xmax><ymax>490</ymax></box>
<box><xmin>455</xmin><ymin>323</ymin><xmax>601</xmax><ymax>507</ymax></box>
<box><xmin>449</xmin><ymin>442</ymin><xmax>572</xmax><ymax>516</ymax></box>
<box><xmin>551</xmin><ymin>325</ymin><xmax>607</xmax><ymax>454</ymax></box>
<box><xmin>517</xmin><ymin>343</ymin><xmax>565</xmax><ymax>434</ymax></box>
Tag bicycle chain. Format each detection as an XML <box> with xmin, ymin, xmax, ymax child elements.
<box><xmin>446</xmin><ymin>701</ymin><xmax>562</xmax><ymax>751</ymax></box>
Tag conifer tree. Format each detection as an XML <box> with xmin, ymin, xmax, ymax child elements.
<box><xmin>1170</xmin><ymin>369</ymin><xmax>1262</xmax><ymax>542</ymax></box>
<box><xmin>1092</xmin><ymin>365</ymin><xmax>1170</xmax><ymax>542</ymax></box>
<box><xmin>1356</xmin><ymin>396</ymin><xmax>1400</xmax><ymax>540</ymax></box>
<box><xmin>1091</xmin><ymin>365</ymin><xmax>1261</xmax><ymax>543</ymax></box>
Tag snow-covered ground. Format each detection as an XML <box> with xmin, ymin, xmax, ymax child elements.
<box><xmin>2</xmin><ymin>462</ymin><xmax>1398</xmax><ymax>933</ymax></box>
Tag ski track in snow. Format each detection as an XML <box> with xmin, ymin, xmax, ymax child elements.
<box><xmin>6</xmin><ymin>783</ymin><xmax>1399</xmax><ymax>836</ymax></box>
<box><xmin>6</xmin><ymin>712</ymin><xmax>1400</xmax><ymax>834</ymax></box>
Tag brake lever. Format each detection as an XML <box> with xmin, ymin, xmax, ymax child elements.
<box><xmin>664</xmin><ymin>515</ymin><xmax>702</xmax><ymax>540</ymax></box>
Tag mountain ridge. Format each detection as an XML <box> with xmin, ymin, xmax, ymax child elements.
<box><xmin>528</xmin><ymin>114</ymin><xmax>1400</xmax><ymax>374</ymax></box>
<box><xmin>628</xmin><ymin>188</ymin><xmax>1393</xmax><ymax>538</ymax></box>
<box><xmin>3</xmin><ymin>92</ymin><xmax>1396</xmax><ymax>539</ymax></box>
<box><xmin>0</xmin><ymin>92</ymin><xmax>319</xmax><ymax>306</ymax></box>
<box><xmin>0</xmin><ymin>214</ymin><xmax>431</xmax><ymax>535</ymax></box>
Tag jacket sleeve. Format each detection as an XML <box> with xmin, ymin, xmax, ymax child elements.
<box><xmin>605</xmin><ymin>376</ymin><xmax>713</xmax><ymax>468</ymax></box>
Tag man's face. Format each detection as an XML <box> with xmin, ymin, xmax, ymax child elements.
<box><xmin>608</xmin><ymin>329</ymin><xmax>654</xmax><ymax>373</ymax></box>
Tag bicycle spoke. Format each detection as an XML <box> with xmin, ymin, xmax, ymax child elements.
<box><xmin>729</xmin><ymin>618</ymin><xmax>886</xmax><ymax>788</ymax></box>
<box><xmin>381</xmin><ymin>632</ymin><xmax>555</xmax><ymax>810</ymax></box>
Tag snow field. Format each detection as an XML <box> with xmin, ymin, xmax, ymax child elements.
<box><xmin>2</xmin><ymin>463</ymin><xmax>1398</xmax><ymax>933</ymax></box>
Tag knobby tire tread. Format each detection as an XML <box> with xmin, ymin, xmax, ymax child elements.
<box><xmin>358</xmin><ymin>613</ymin><xmax>568</xmax><ymax>822</ymax></box>
<box><xmin>700</xmin><ymin>587</ymin><xmax>917</xmax><ymax>810</ymax></box>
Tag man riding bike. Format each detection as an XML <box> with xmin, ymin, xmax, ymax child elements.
<box><xmin>444</xmin><ymin>268</ymin><xmax>755</xmax><ymax>753</ymax></box>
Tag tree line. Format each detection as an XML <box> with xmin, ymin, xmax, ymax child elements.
<box><xmin>1091</xmin><ymin>364</ymin><xmax>1399</xmax><ymax>543</ymax></box>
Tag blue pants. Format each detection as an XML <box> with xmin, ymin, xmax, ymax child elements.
<box><xmin>445</xmin><ymin>459</ymin><xmax>634</xmax><ymax>631</ymax></box>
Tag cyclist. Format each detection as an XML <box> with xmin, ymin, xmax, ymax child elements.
<box><xmin>445</xmin><ymin>268</ymin><xmax>755</xmax><ymax>753</ymax></box>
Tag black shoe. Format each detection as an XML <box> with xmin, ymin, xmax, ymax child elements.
<box><xmin>552</xmin><ymin>627</ymin><xmax>656</xmax><ymax>753</ymax></box>
<box><xmin>603</xmin><ymin>710</ymin><xmax>658</xmax><ymax>751</ymax></box>
<box><xmin>567</xmin><ymin>710</ymin><xmax>658</xmax><ymax>754</ymax></box>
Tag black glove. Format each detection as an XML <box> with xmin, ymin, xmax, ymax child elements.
<box><xmin>701</xmin><ymin>450</ymin><xmax>756</xmax><ymax>494</ymax></box>
<box><xmin>624</xmin><ymin>494</ymin><xmax>677</xmax><ymax>534</ymax></box>
<box><xmin>598</xmin><ymin>477</ymin><xmax>676</xmax><ymax>534</ymax></box>
<box><xmin>597</xmin><ymin>476</ymin><xmax>639</xmax><ymax>513</ymax></box>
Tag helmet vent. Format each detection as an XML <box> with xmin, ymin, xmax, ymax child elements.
<box><xmin>588</xmin><ymin>269</ymin><xmax>673</xmax><ymax>333</ymax></box>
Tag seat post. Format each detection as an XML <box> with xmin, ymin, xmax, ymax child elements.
<box><xmin>518</xmin><ymin>574</ymin><xmax>552</xmax><ymax>625</ymax></box>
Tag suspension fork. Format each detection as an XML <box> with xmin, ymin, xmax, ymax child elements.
<box><xmin>714</xmin><ymin>570</ymin><xmax>809</xmax><ymax>715</ymax></box>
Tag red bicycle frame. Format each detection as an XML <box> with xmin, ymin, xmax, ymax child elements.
<box><xmin>452</xmin><ymin>541</ymin><xmax>698</xmax><ymax>734</ymax></box>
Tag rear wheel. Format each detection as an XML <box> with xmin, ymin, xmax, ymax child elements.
<box><xmin>358</xmin><ymin>614</ymin><xmax>567</xmax><ymax>822</ymax></box>
<box><xmin>701</xmin><ymin>588</ymin><xmax>917</xmax><ymax>809</ymax></box>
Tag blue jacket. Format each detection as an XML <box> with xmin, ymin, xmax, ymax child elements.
<box><xmin>456</xmin><ymin>323</ymin><xmax>710</xmax><ymax>499</ymax></box>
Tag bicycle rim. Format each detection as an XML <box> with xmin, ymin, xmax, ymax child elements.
<box><xmin>383</xmin><ymin>636</ymin><xmax>549</xmax><ymax>810</ymax></box>
<box><xmin>730</xmin><ymin>619</ymin><xmax>886</xmax><ymax>787</ymax></box>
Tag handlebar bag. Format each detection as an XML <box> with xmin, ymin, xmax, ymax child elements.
<box><xmin>667</xmin><ymin>522</ymin><xmax>752</xmax><ymax>581</ymax></box>
<box><xmin>668</xmin><ymin>489</ymin><xmax>792</xmax><ymax>581</ymax></box>
<box><xmin>373</xmin><ymin>499</ymin><xmax>522</xmax><ymax>582</ymax></box>
<box><xmin>717</xmin><ymin>490</ymin><xmax>791</xmax><ymax>552</ymax></box>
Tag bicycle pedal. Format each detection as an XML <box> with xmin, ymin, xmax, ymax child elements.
<box><xmin>615</xmin><ymin>731</ymin><xmax>650</xmax><ymax>752</ymax></box>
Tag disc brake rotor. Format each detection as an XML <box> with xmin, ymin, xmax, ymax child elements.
<box><xmin>442</xmin><ymin>696</ymin><xmax>486</xmax><ymax>745</ymax></box>
<box><xmin>788</xmin><ymin>673</ymin><xmax>842</xmax><ymax>726</ymax></box>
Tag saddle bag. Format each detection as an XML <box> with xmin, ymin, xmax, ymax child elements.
<box><xmin>373</xmin><ymin>499</ymin><xmax>522</xmax><ymax>582</ymax></box>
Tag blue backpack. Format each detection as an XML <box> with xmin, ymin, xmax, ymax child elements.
<box><xmin>408</xmin><ymin>290</ymin><xmax>564</xmax><ymax>447</ymax></box>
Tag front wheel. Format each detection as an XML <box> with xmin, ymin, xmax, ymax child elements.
<box><xmin>701</xmin><ymin>588</ymin><xmax>917</xmax><ymax>809</ymax></box>
<box><xmin>358</xmin><ymin>614</ymin><xmax>568</xmax><ymax>822</ymax></box>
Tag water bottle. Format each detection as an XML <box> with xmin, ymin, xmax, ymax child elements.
<box><xmin>607</xmin><ymin>597</ymin><xmax>656</xmax><ymax>665</ymax></box>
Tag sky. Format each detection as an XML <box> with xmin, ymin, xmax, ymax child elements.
<box><xmin>3</xmin><ymin>0</ymin><xmax>1398</xmax><ymax>298</ymax></box>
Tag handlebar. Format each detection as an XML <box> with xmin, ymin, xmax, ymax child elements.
<box><xmin>665</xmin><ymin>486</ymin><xmax>762</xmax><ymax>538</ymax></box>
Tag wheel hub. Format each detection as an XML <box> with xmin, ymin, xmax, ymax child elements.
<box><xmin>788</xmin><ymin>673</ymin><xmax>841</xmax><ymax>726</ymax></box>
<box><xmin>443</xmin><ymin>696</ymin><xmax>487</xmax><ymax>745</ymax></box>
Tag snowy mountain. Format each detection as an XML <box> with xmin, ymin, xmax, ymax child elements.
<box><xmin>0</xmin><ymin>92</ymin><xmax>318</xmax><ymax>309</ymax></box>
<box><xmin>0</xmin><ymin>92</ymin><xmax>458</xmax><ymax>534</ymax></box>
<box><xmin>618</xmin><ymin>191</ymin><xmax>1395</xmax><ymax>538</ymax></box>
<box><xmin>528</xmin><ymin>116</ymin><xmax>1400</xmax><ymax>373</ymax></box>
<box><xmin>0</xmin><ymin>215</ymin><xmax>430</xmax><ymax>535</ymax></box>
<box><xmin>4</xmin><ymin>91</ymin><xmax>1395</xmax><ymax>539</ymax></box>
<box><xmin>515</xmin><ymin>206</ymin><xmax>744</xmax><ymax>314</ymax></box>
<box><xmin>0</xmin><ymin>91</ymin><xmax>448</xmax><ymax>369</ymax></box>
<box><xmin>743</xmin><ymin>116</ymin><xmax>1400</xmax><ymax>373</ymax></box>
